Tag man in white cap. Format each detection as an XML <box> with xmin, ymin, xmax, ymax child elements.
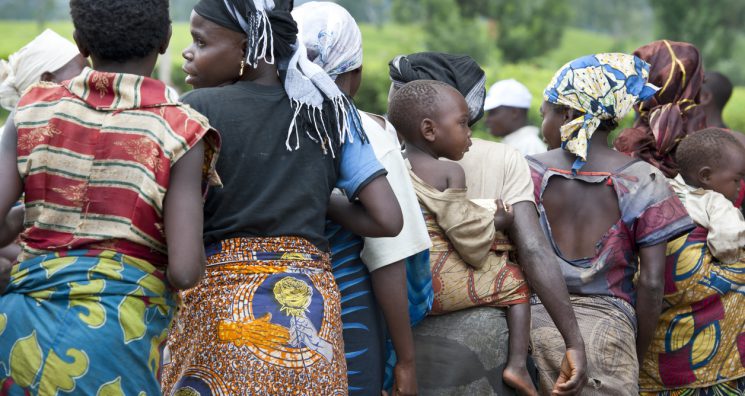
<box><xmin>483</xmin><ymin>79</ymin><xmax>546</xmax><ymax>156</ymax></box>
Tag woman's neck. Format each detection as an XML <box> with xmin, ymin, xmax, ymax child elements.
<box><xmin>587</xmin><ymin>129</ymin><xmax>613</xmax><ymax>154</ymax></box>
<box><xmin>240</xmin><ymin>60</ymin><xmax>281</xmax><ymax>86</ymax></box>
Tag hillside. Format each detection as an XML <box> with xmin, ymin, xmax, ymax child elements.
<box><xmin>2</xmin><ymin>21</ymin><xmax>744</xmax><ymax>138</ymax></box>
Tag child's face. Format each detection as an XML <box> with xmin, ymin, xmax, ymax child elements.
<box><xmin>182</xmin><ymin>11</ymin><xmax>246</xmax><ymax>89</ymax></box>
<box><xmin>539</xmin><ymin>101</ymin><xmax>565</xmax><ymax>149</ymax></box>
<box><xmin>704</xmin><ymin>146</ymin><xmax>745</xmax><ymax>203</ymax></box>
<box><xmin>432</xmin><ymin>89</ymin><xmax>472</xmax><ymax>161</ymax></box>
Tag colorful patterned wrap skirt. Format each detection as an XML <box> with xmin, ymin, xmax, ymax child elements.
<box><xmin>161</xmin><ymin>237</ymin><xmax>347</xmax><ymax>396</ymax></box>
<box><xmin>640</xmin><ymin>227</ymin><xmax>745</xmax><ymax>395</ymax></box>
<box><xmin>0</xmin><ymin>250</ymin><xmax>176</xmax><ymax>396</ymax></box>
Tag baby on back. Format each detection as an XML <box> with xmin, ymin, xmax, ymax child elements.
<box><xmin>388</xmin><ymin>79</ymin><xmax>537</xmax><ymax>395</ymax></box>
<box><xmin>674</xmin><ymin>127</ymin><xmax>745</xmax><ymax>263</ymax></box>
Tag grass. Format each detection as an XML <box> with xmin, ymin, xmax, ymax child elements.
<box><xmin>2</xmin><ymin>20</ymin><xmax>745</xmax><ymax>137</ymax></box>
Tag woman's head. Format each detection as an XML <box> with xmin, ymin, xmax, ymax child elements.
<box><xmin>0</xmin><ymin>29</ymin><xmax>85</xmax><ymax>111</ymax></box>
<box><xmin>614</xmin><ymin>40</ymin><xmax>706</xmax><ymax>178</ymax></box>
<box><xmin>542</xmin><ymin>53</ymin><xmax>658</xmax><ymax>172</ymax></box>
<box><xmin>71</xmin><ymin>0</ymin><xmax>170</xmax><ymax>71</ymax></box>
<box><xmin>388</xmin><ymin>52</ymin><xmax>486</xmax><ymax>126</ymax></box>
<box><xmin>292</xmin><ymin>1</ymin><xmax>363</xmax><ymax>96</ymax></box>
<box><xmin>183</xmin><ymin>0</ymin><xmax>298</xmax><ymax>88</ymax></box>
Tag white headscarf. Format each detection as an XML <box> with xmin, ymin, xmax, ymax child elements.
<box><xmin>0</xmin><ymin>29</ymin><xmax>80</xmax><ymax>111</ymax></box>
<box><xmin>292</xmin><ymin>1</ymin><xmax>362</xmax><ymax>79</ymax></box>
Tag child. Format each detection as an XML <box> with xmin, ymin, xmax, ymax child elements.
<box><xmin>388</xmin><ymin>79</ymin><xmax>536</xmax><ymax>396</ymax></box>
<box><xmin>0</xmin><ymin>0</ymin><xmax>220</xmax><ymax>394</ymax></box>
<box><xmin>160</xmin><ymin>0</ymin><xmax>402</xmax><ymax>395</ymax></box>
<box><xmin>672</xmin><ymin>128</ymin><xmax>745</xmax><ymax>263</ymax></box>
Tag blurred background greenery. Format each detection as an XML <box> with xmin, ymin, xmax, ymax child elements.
<box><xmin>2</xmin><ymin>0</ymin><xmax>745</xmax><ymax>140</ymax></box>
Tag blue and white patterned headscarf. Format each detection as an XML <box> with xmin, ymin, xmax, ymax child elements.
<box><xmin>292</xmin><ymin>1</ymin><xmax>363</xmax><ymax>79</ymax></box>
<box><xmin>544</xmin><ymin>53</ymin><xmax>658</xmax><ymax>172</ymax></box>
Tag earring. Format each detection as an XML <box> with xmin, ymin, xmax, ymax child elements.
<box><xmin>239</xmin><ymin>59</ymin><xmax>245</xmax><ymax>77</ymax></box>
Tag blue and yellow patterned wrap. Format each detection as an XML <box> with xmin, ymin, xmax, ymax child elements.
<box><xmin>0</xmin><ymin>250</ymin><xmax>176</xmax><ymax>395</ymax></box>
<box><xmin>544</xmin><ymin>53</ymin><xmax>658</xmax><ymax>172</ymax></box>
<box><xmin>640</xmin><ymin>226</ymin><xmax>745</xmax><ymax>394</ymax></box>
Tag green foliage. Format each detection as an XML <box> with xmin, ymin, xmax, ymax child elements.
<box><xmin>723</xmin><ymin>87</ymin><xmax>745</xmax><ymax>133</ymax></box>
<box><xmin>651</xmin><ymin>0</ymin><xmax>745</xmax><ymax>84</ymax></box>
<box><xmin>458</xmin><ymin>0</ymin><xmax>570</xmax><ymax>63</ymax></box>
<box><xmin>334</xmin><ymin>0</ymin><xmax>388</xmax><ymax>25</ymax></box>
<box><xmin>389</xmin><ymin>0</ymin><xmax>493</xmax><ymax>64</ymax></box>
<box><xmin>4</xmin><ymin>18</ymin><xmax>745</xmax><ymax>139</ymax></box>
<box><xmin>354</xmin><ymin>24</ymin><xmax>426</xmax><ymax>115</ymax></box>
<box><xmin>390</xmin><ymin>0</ymin><xmax>423</xmax><ymax>23</ymax></box>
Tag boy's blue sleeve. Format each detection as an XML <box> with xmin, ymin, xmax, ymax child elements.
<box><xmin>336</xmin><ymin>135</ymin><xmax>386</xmax><ymax>201</ymax></box>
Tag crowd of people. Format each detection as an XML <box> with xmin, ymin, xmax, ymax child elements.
<box><xmin>0</xmin><ymin>0</ymin><xmax>743</xmax><ymax>395</ymax></box>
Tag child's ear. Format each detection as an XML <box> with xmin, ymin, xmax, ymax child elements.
<box><xmin>72</xmin><ymin>30</ymin><xmax>90</xmax><ymax>59</ymax></box>
<box><xmin>421</xmin><ymin>118</ymin><xmax>436</xmax><ymax>142</ymax></box>
<box><xmin>698</xmin><ymin>166</ymin><xmax>713</xmax><ymax>186</ymax></box>
<box><xmin>159</xmin><ymin>25</ymin><xmax>173</xmax><ymax>55</ymax></box>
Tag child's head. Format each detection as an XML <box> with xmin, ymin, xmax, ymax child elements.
<box><xmin>677</xmin><ymin>128</ymin><xmax>745</xmax><ymax>202</ymax></box>
<box><xmin>70</xmin><ymin>0</ymin><xmax>171</xmax><ymax>72</ymax></box>
<box><xmin>183</xmin><ymin>0</ymin><xmax>298</xmax><ymax>89</ymax></box>
<box><xmin>388</xmin><ymin>80</ymin><xmax>472</xmax><ymax>161</ymax></box>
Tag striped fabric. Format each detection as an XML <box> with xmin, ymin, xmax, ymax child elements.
<box><xmin>14</xmin><ymin>68</ymin><xmax>220</xmax><ymax>267</ymax></box>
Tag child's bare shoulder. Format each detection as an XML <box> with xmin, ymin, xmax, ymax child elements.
<box><xmin>441</xmin><ymin>160</ymin><xmax>466</xmax><ymax>189</ymax></box>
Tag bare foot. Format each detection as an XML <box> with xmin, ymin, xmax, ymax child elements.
<box><xmin>503</xmin><ymin>364</ymin><xmax>538</xmax><ymax>396</ymax></box>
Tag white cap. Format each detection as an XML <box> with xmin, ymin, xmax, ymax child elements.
<box><xmin>483</xmin><ymin>79</ymin><xmax>532</xmax><ymax>111</ymax></box>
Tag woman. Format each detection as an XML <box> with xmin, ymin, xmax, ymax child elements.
<box><xmin>160</xmin><ymin>1</ymin><xmax>402</xmax><ymax>395</ymax></box>
<box><xmin>388</xmin><ymin>52</ymin><xmax>588</xmax><ymax>396</ymax></box>
<box><xmin>0</xmin><ymin>0</ymin><xmax>219</xmax><ymax>393</ymax></box>
<box><xmin>293</xmin><ymin>3</ymin><xmax>431</xmax><ymax>395</ymax></box>
<box><xmin>0</xmin><ymin>29</ymin><xmax>87</xmax><ymax>113</ymax></box>
<box><xmin>619</xmin><ymin>40</ymin><xmax>745</xmax><ymax>396</ymax></box>
<box><xmin>528</xmin><ymin>53</ymin><xmax>694</xmax><ymax>395</ymax></box>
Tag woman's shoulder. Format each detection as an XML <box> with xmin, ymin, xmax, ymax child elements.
<box><xmin>526</xmin><ymin>149</ymin><xmax>567</xmax><ymax>169</ymax></box>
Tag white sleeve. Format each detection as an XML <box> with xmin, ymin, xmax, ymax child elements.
<box><xmin>361</xmin><ymin>149</ymin><xmax>431</xmax><ymax>271</ymax></box>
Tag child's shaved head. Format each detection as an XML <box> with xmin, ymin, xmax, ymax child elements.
<box><xmin>678</xmin><ymin>129</ymin><xmax>741</xmax><ymax>176</ymax></box>
<box><xmin>388</xmin><ymin>80</ymin><xmax>457</xmax><ymax>140</ymax></box>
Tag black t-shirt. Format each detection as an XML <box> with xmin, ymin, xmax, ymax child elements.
<box><xmin>183</xmin><ymin>81</ymin><xmax>344</xmax><ymax>250</ymax></box>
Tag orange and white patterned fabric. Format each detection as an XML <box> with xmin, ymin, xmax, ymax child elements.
<box><xmin>162</xmin><ymin>237</ymin><xmax>347</xmax><ymax>395</ymax></box>
<box><xmin>13</xmin><ymin>67</ymin><xmax>220</xmax><ymax>267</ymax></box>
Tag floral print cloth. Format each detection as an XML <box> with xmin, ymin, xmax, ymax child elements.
<box><xmin>543</xmin><ymin>53</ymin><xmax>658</xmax><ymax>172</ymax></box>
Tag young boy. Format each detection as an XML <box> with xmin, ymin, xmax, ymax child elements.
<box><xmin>0</xmin><ymin>0</ymin><xmax>220</xmax><ymax>394</ymax></box>
<box><xmin>388</xmin><ymin>79</ymin><xmax>537</xmax><ymax>396</ymax></box>
<box><xmin>672</xmin><ymin>128</ymin><xmax>745</xmax><ymax>263</ymax></box>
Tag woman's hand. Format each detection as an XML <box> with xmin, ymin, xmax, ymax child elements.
<box><xmin>389</xmin><ymin>360</ymin><xmax>417</xmax><ymax>396</ymax></box>
<box><xmin>0</xmin><ymin>257</ymin><xmax>12</xmax><ymax>294</ymax></box>
<box><xmin>493</xmin><ymin>199</ymin><xmax>514</xmax><ymax>231</ymax></box>
<box><xmin>552</xmin><ymin>346</ymin><xmax>587</xmax><ymax>395</ymax></box>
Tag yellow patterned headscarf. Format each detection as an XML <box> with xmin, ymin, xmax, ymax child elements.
<box><xmin>544</xmin><ymin>53</ymin><xmax>658</xmax><ymax>172</ymax></box>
